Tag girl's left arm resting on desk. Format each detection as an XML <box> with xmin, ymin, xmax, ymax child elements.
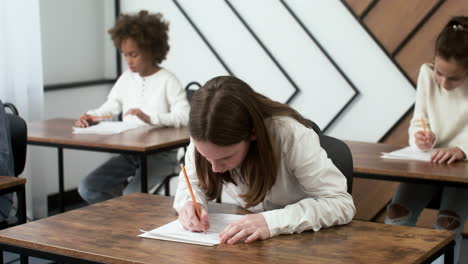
<box><xmin>431</xmin><ymin>146</ymin><xmax>467</xmax><ymax>163</ymax></box>
<box><xmin>261</xmin><ymin>132</ymin><xmax>355</xmax><ymax>237</ymax></box>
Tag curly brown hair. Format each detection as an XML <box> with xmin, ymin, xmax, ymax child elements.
<box><xmin>108</xmin><ymin>10</ymin><xmax>170</xmax><ymax>65</ymax></box>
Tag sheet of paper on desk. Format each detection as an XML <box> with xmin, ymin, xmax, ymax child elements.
<box><xmin>72</xmin><ymin>121</ymin><xmax>140</xmax><ymax>135</ymax></box>
<box><xmin>381</xmin><ymin>146</ymin><xmax>432</xmax><ymax>162</ymax></box>
<box><xmin>138</xmin><ymin>213</ymin><xmax>244</xmax><ymax>246</ymax></box>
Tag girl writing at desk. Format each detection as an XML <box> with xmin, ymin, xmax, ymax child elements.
<box><xmin>386</xmin><ymin>16</ymin><xmax>468</xmax><ymax>263</ymax></box>
<box><xmin>75</xmin><ymin>10</ymin><xmax>189</xmax><ymax>204</ymax></box>
<box><xmin>173</xmin><ymin>76</ymin><xmax>355</xmax><ymax>244</ymax></box>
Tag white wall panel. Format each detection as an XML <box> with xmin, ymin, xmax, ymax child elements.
<box><xmin>287</xmin><ymin>0</ymin><xmax>415</xmax><ymax>141</ymax></box>
<box><xmin>40</xmin><ymin>0</ymin><xmax>112</xmax><ymax>84</ymax></box>
<box><xmin>177</xmin><ymin>0</ymin><xmax>296</xmax><ymax>102</ymax></box>
<box><xmin>229</xmin><ymin>0</ymin><xmax>355</xmax><ymax>130</ymax></box>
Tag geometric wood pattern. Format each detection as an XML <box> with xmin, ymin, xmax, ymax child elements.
<box><xmin>345</xmin><ymin>0</ymin><xmax>468</xmax><ymax>233</ymax></box>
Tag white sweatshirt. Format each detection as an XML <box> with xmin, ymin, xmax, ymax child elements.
<box><xmin>409</xmin><ymin>64</ymin><xmax>468</xmax><ymax>157</ymax></box>
<box><xmin>87</xmin><ymin>68</ymin><xmax>189</xmax><ymax>128</ymax></box>
<box><xmin>174</xmin><ymin>116</ymin><xmax>355</xmax><ymax>237</ymax></box>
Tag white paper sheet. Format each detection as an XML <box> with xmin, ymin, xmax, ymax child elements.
<box><xmin>138</xmin><ymin>213</ymin><xmax>244</xmax><ymax>246</ymax></box>
<box><xmin>381</xmin><ymin>146</ymin><xmax>432</xmax><ymax>162</ymax></box>
<box><xmin>72</xmin><ymin>121</ymin><xmax>141</xmax><ymax>135</ymax></box>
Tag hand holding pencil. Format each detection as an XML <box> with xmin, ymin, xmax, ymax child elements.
<box><xmin>74</xmin><ymin>114</ymin><xmax>112</xmax><ymax>128</ymax></box>
<box><xmin>415</xmin><ymin>117</ymin><xmax>435</xmax><ymax>151</ymax></box>
<box><xmin>177</xmin><ymin>164</ymin><xmax>209</xmax><ymax>232</ymax></box>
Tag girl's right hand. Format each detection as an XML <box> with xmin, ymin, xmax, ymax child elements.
<box><xmin>74</xmin><ymin>114</ymin><xmax>96</xmax><ymax>128</ymax></box>
<box><xmin>415</xmin><ymin>130</ymin><xmax>435</xmax><ymax>151</ymax></box>
<box><xmin>177</xmin><ymin>200</ymin><xmax>209</xmax><ymax>232</ymax></box>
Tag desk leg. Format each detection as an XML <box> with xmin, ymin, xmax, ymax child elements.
<box><xmin>17</xmin><ymin>184</ymin><xmax>26</xmax><ymax>224</ymax></box>
<box><xmin>20</xmin><ymin>255</ymin><xmax>28</xmax><ymax>264</ymax></box>
<box><xmin>58</xmin><ymin>147</ymin><xmax>65</xmax><ymax>213</ymax></box>
<box><xmin>444</xmin><ymin>240</ymin><xmax>455</xmax><ymax>264</ymax></box>
<box><xmin>139</xmin><ymin>154</ymin><xmax>148</xmax><ymax>193</ymax></box>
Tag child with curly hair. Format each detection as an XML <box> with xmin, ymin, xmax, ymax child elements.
<box><xmin>76</xmin><ymin>10</ymin><xmax>189</xmax><ymax>204</ymax></box>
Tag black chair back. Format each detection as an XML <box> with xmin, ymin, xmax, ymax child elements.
<box><xmin>185</xmin><ymin>81</ymin><xmax>201</xmax><ymax>103</ymax></box>
<box><xmin>6</xmin><ymin>114</ymin><xmax>27</xmax><ymax>176</ymax></box>
<box><xmin>305</xmin><ymin>119</ymin><xmax>321</xmax><ymax>135</ymax></box>
<box><xmin>3</xmin><ymin>103</ymin><xmax>27</xmax><ymax>176</ymax></box>
<box><xmin>319</xmin><ymin>135</ymin><xmax>353</xmax><ymax>194</ymax></box>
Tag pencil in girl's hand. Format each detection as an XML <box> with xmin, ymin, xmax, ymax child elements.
<box><xmin>181</xmin><ymin>164</ymin><xmax>201</xmax><ymax>220</ymax></box>
<box><xmin>90</xmin><ymin>115</ymin><xmax>112</xmax><ymax>121</ymax></box>
<box><xmin>421</xmin><ymin>117</ymin><xmax>428</xmax><ymax>142</ymax></box>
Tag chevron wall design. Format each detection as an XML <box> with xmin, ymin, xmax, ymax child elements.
<box><xmin>345</xmin><ymin>0</ymin><xmax>468</xmax><ymax>146</ymax></box>
<box><xmin>121</xmin><ymin>0</ymin><xmax>468</xmax><ymax>230</ymax></box>
<box><xmin>343</xmin><ymin>0</ymin><xmax>468</xmax><ymax>229</ymax></box>
<box><xmin>121</xmin><ymin>0</ymin><xmax>415</xmax><ymax>142</ymax></box>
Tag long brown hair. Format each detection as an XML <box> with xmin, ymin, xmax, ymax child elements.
<box><xmin>435</xmin><ymin>16</ymin><xmax>468</xmax><ymax>68</ymax></box>
<box><xmin>189</xmin><ymin>76</ymin><xmax>313</xmax><ymax>208</ymax></box>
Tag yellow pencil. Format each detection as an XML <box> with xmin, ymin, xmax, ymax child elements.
<box><xmin>89</xmin><ymin>115</ymin><xmax>112</xmax><ymax>120</ymax></box>
<box><xmin>181</xmin><ymin>164</ymin><xmax>201</xmax><ymax>220</ymax></box>
<box><xmin>421</xmin><ymin>117</ymin><xmax>428</xmax><ymax>142</ymax></box>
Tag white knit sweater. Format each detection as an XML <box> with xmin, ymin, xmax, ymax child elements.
<box><xmin>174</xmin><ymin>116</ymin><xmax>355</xmax><ymax>237</ymax></box>
<box><xmin>409</xmin><ymin>63</ymin><xmax>468</xmax><ymax>158</ymax></box>
<box><xmin>87</xmin><ymin>68</ymin><xmax>189</xmax><ymax>128</ymax></box>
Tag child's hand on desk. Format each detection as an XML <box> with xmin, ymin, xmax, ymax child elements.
<box><xmin>75</xmin><ymin>114</ymin><xmax>98</xmax><ymax>128</ymax></box>
<box><xmin>123</xmin><ymin>108</ymin><xmax>150</xmax><ymax>124</ymax></box>
<box><xmin>177</xmin><ymin>200</ymin><xmax>209</xmax><ymax>232</ymax></box>
<box><xmin>415</xmin><ymin>131</ymin><xmax>435</xmax><ymax>151</ymax></box>
<box><xmin>219</xmin><ymin>214</ymin><xmax>270</xmax><ymax>245</ymax></box>
<box><xmin>430</xmin><ymin>147</ymin><xmax>466</xmax><ymax>164</ymax></box>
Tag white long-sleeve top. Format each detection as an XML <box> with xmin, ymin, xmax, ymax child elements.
<box><xmin>174</xmin><ymin>116</ymin><xmax>355</xmax><ymax>237</ymax></box>
<box><xmin>87</xmin><ymin>68</ymin><xmax>189</xmax><ymax>127</ymax></box>
<box><xmin>409</xmin><ymin>64</ymin><xmax>468</xmax><ymax>158</ymax></box>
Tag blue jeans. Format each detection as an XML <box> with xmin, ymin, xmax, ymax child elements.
<box><xmin>385</xmin><ymin>183</ymin><xmax>468</xmax><ymax>264</ymax></box>
<box><xmin>78</xmin><ymin>149</ymin><xmax>178</xmax><ymax>204</ymax></box>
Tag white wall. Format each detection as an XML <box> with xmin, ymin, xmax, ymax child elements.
<box><xmin>32</xmin><ymin>0</ymin><xmax>116</xmax><ymax>218</ymax></box>
<box><xmin>40</xmin><ymin>0</ymin><xmax>116</xmax><ymax>83</ymax></box>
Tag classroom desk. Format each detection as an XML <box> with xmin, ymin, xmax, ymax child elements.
<box><xmin>0</xmin><ymin>193</ymin><xmax>455</xmax><ymax>264</ymax></box>
<box><xmin>27</xmin><ymin>118</ymin><xmax>190</xmax><ymax>213</ymax></box>
<box><xmin>0</xmin><ymin>176</ymin><xmax>26</xmax><ymax>226</ymax></box>
<box><xmin>346</xmin><ymin>140</ymin><xmax>468</xmax><ymax>188</ymax></box>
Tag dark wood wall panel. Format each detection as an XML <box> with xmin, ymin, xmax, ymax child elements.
<box><xmin>343</xmin><ymin>0</ymin><xmax>468</xmax><ymax>232</ymax></box>
<box><xmin>383</xmin><ymin>114</ymin><xmax>412</xmax><ymax>145</ymax></box>
<box><xmin>344</xmin><ymin>0</ymin><xmax>375</xmax><ymax>17</ymax></box>
<box><xmin>364</xmin><ymin>0</ymin><xmax>438</xmax><ymax>53</ymax></box>
<box><xmin>396</xmin><ymin>1</ymin><xmax>468</xmax><ymax>81</ymax></box>
<box><xmin>352</xmin><ymin>179</ymin><xmax>398</xmax><ymax>220</ymax></box>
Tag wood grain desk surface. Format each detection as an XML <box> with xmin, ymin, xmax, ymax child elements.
<box><xmin>0</xmin><ymin>176</ymin><xmax>26</xmax><ymax>190</ymax></box>
<box><xmin>27</xmin><ymin>118</ymin><xmax>190</xmax><ymax>152</ymax></box>
<box><xmin>346</xmin><ymin>140</ymin><xmax>468</xmax><ymax>184</ymax></box>
<box><xmin>0</xmin><ymin>193</ymin><xmax>454</xmax><ymax>264</ymax></box>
